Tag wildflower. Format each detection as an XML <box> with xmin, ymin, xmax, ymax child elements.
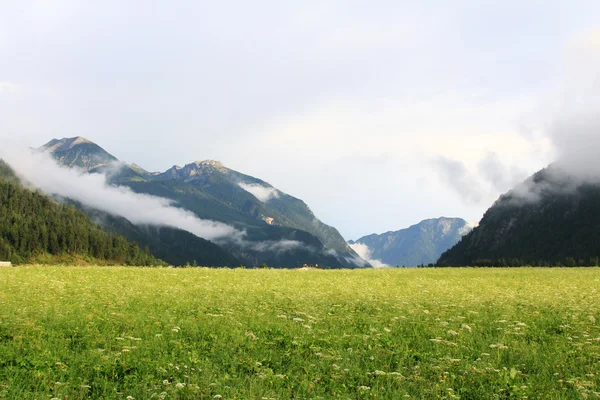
<box><xmin>461</xmin><ymin>324</ymin><xmax>472</xmax><ymax>332</ymax></box>
<box><xmin>358</xmin><ymin>386</ymin><xmax>371</xmax><ymax>391</ymax></box>
<box><xmin>384</xmin><ymin>327</ymin><xmax>391</xmax><ymax>333</ymax></box>
<box><xmin>175</xmin><ymin>383</ymin><xmax>186</xmax><ymax>389</ymax></box>
<box><xmin>171</xmin><ymin>327</ymin><xmax>180</xmax><ymax>333</ymax></box>
<box><xmin>127</xmin><ymin>397</ymin><xmax>135</xmax><ymax>400</ymax></box>
<box><xmin>163</xmin><ymin>380</ymin><xmax>170</xmax><ymax>385</ymax></box>
<box><xmin>447</xmin><ymin>330</ymin><xmax>459</xmax><ymax>336</ymax></box>
<box><xmin>374</xmin><ymin>370</ymin><xmax>387</xmax><ymax>376</ymax></box>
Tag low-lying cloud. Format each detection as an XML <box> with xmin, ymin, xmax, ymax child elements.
<box><xmin>348</xmin><ymin>242</ymin><xmax>391</xmax><ymax>269</ymax></box>
<box><xmin>433</xmin><ymin>152</ymin><xmax>528</xmax><ymax>206</ymax></box>
<box><xmin>249</xmin><ymin>239</ymin><xmax>303</xmax><ymax>253</ymax></box>
<box><xmin>0</xmin><ymin>147</ymin><xmax>245</xmax><ymax>243</ymax></box>
<box><xmin>238</xmin><ymin>182</ymin><xmax>280</xmax><ymax>202</ymax></box>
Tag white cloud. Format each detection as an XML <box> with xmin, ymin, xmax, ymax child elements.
<box><xmin>348</xmin><ymin>242</ymin><xmax>391</xmax><ymax>269</ymax></box>
<box><xmin>238</xmin><ymin>182</ymin><xmax>279</xmax><ymax>202</ymax></box>
<box><xmin>250</xmin><ymin>239</ymin><xmax>303</xmax><ymax>253</ymax></box>
<box><xmin>0</xmin><ymin>146</ymin><xmax>244</xmax><ymax>243</ymax></box>
<box><xmin>0</xmin><ymin>82</ymin><xmax>18</xmax><ymax>94</ymax></box>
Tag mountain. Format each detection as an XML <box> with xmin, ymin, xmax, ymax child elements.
<box><xmin>0</xmin><ymin>160</ymin><xmax>165</xmax><ymax>266</ymax></box>
<box><xmin>39</xmin><ymin>137</ymin><xmax>365</xmax><ymax>268</ymax></box>
<box><xmin>40</xmin><ymin>137</ymin><xmax>118</xmax><ymax>171</ymax></box>
<box><xmin>350</xmin><ymin>217</ymin><xmax>470</xmax><ymax>267</ymax></box>
<box><xmin>75</xmin><ymin>204</ymin><xmax>241</xmax><ymax>267</ymax></box>
<box><xmin>438</xmin><ymin>164</ymin><xmax>600</xmax><ymax>267</ymax></box>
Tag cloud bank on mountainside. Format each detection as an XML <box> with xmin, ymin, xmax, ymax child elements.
<box><xmin>0</xmin><ymin>147</ymin><xmax>244</xmax><ymax>243</ymax></box>
<box><xmin>238</xmin><ymin>183</ymin><xmax>280</xmax><ymax>202</ymax></box>
<box><xmin>348</xmin><ymin>242</ymin><xmax>391</xmax><ymax>269</ymax></box>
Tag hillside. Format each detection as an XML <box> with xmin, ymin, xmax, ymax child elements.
<box><xmin>0</xmin><ymin>161</ymin><xmax>164</xmax><ymax>266</ymax></box>
<box><xmin>39</xmin><ymin>137</ymin><xmax>365</xmax><ymax>268</ymax></box>
<box><xmin>350</xmin><ymin>217</ymin><xmax>470</xmax><ymax>267</ymax></box>
<box><xmin>438</xmin><ymin>165</ymin><xmax>600</xmax><ymax>266</ymax></box>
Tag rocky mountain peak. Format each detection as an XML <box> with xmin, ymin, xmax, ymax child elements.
<box><xmin>42</xmin><ymin>136</ymin><xmax>93</xmax><ymax>153</ymax></box>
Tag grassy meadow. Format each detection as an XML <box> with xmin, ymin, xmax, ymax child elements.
<box><xmin>0</xmin><ymin>267</ymin><xmax>599</xmax><ymax>399</ymax></box>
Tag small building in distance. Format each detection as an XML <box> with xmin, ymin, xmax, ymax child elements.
<box><xmin>0</xmin><ymin>261</ymin><xmax>12</xmax><ymax>267</ymax></box>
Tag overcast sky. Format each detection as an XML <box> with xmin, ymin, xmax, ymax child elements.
<box><xmin>1</xmin><ymin>0</ymin><xmax>600</xmax><ymax>239</ymax></box>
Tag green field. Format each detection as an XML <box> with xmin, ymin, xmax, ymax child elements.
<box><xmin>0</xmin><ymin>267</ymin><xmax>599</xmax><ymax>399</ymax></box>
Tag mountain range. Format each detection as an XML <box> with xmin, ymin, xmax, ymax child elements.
<box><xmin>38</xmin><ymin>137</ymin><xmax>366</xmax><ymax>268</ymax></box>
<box><xmin>349</xmin><ymin>217</ymin><xmax>470</xmax><ymax>267</ymax></box>
<box><xmin>438</xmin><ymin>164</ymin><xmax>600</xmax><ymax>267</ymax></box>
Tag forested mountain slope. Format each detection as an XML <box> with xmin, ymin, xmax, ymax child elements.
<box><xmin>0</xmin><ymin>161</ymin><xmax>164</xmax><ymax>266</ymax></box>
<box><xmin>438</xmin><ymin>165</ymin><xmax>600</xmax><ymax>267</ymax></box>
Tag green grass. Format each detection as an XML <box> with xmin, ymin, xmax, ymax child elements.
<box><xmin>0</xmin><ymin>267</ymin><xmax>599</xmax><ymax>399</ymax></box>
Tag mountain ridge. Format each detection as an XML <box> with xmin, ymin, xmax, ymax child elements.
<box><xmin>38</xmin><ymin>137</ymin><xmax>366</xmax><ymax>268</ymax></box>
<box><xmin>350</xmin><ymin>217</ymin><xmax>470</xmax><ymax>267</ymax></box>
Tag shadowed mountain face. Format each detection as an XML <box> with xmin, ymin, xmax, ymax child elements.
<box><xmin>350</xmin><ymin>217</ymin><xmax>470</xmax><ymax>267</ymax></box>
<box><xmin>40</xmin><ymin>137</ymin><xmax>366</xmax><ymax>268</ymax></box>
<box><xmin>438</xmin><ymin>165</ymin><xmax>600</xmax><ymax>267</ymax></box>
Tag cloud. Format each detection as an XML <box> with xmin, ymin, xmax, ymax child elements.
<box><xmin>0</xmin><ymin>146</ymin><xmax>245</xmax><ymax>243</ymax></box>
<box><xmin>498</xmin><ymin>29</ymin><xmax>600</xmax><ymax>203</ymax></box>
<box><xmin>249</xmin><ymin>239</ymin><xmax>303</xmax><ymax>253</ymax></box>
<box><xmin>433</xmin><ymin>151</ymin><xmax>530</xmax><ymax>206</ymax></box>
<box><xmin>348</xmin><ymin>242</ymin><xmax>391</xmax><ymax>269</ymax></box>
<box><xmin>477</xmin><ymin>152</ymin><xmax>528</xmax><ymax>193</ymax></box>
<box><xmin>433</xmin><ymin>157</ymin><xmax>485</xmax><ymax>205</ymax></box>
<box><xmin>458</xmin><ymin>222</ymin><xmax>474</xmax><ymax>236</ymax></box>
<box><xmin>238</xmin><ymin>182</ymin><xmax>280</xmax><ymax>202</ymax></box>
<box><xmin>0</xmin><ymin>82</ymin><xmax>19</xmax><ymax>94</ymax></box>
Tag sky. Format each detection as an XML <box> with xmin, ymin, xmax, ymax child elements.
<box><xmin>1</xmin><ymin>0</ymin><xmax>600</xmax><ymax>240</ymax></box>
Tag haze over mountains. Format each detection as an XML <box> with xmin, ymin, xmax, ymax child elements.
<box><xmin>349</xmin><ymin>217</ymin><xmax>470</xmax><ymax>267</ymax></box>
<box><xmin>29</xmin><ymin>137</ymin><xmax>366</xmax><ymax>268</ymax></box>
